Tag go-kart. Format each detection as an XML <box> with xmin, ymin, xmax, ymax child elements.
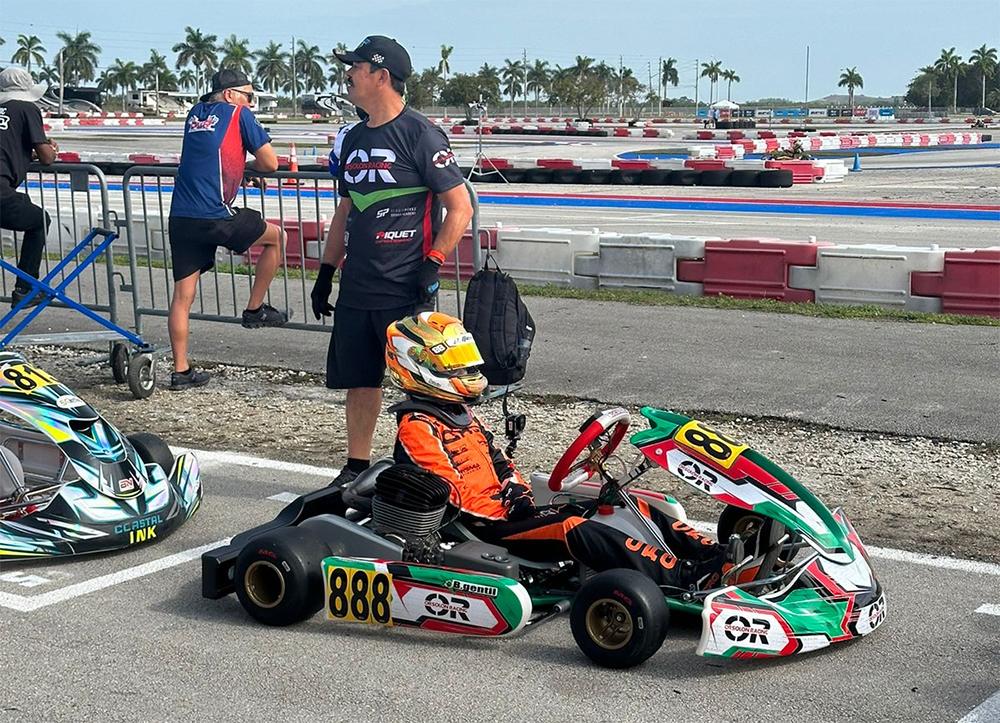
<box><xmin>0</xmin><ymin>351</ymin><xmax>202</xmax><ymax>559</ymax></box>
<box><xmin>202</xmin><ymin>406</ymin><xmax>884</xmax><ymax>668</ymax></box>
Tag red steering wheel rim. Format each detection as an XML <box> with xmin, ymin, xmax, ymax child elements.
<box><xmin>548</xmin><ymin>408</ymin><xmax>631</xmax><ymax>492</ymax></box>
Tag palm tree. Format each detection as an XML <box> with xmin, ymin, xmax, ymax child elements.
<box><xmin>438</xmin><ymin>44</ymin><xmax>453</xmax><ymax>82</ymax></box>
<box><xmin>37</xmin><ymin>64</ymin><xmax>60</xmax><ymax>87</ymax></box>
<box><xmin>219</xmin><ymin>35</ymin><xmax>254</xmax><ymax>76</ymax></box>
<box><xmin>293</xmin><ymin>40</ymin><xmax>326</xmax><ymax>93</ymax></box>
<box><xmin>178</xmin><ymin>69</ymin><xmax>198</xmax><ymax>92</ymax></box>
<box><xmin>477</xmin><ymin>63</ymin><xmax>501</xmax><ymax>101</ymax></box>
<box><xmin>12</xmin><ymin>34</ymin><xmax>46</xmax><ymax>75</ymax></box>
<box><xmin>934</xmin><ymin>48</ymin><xmax>963</xmax><ymax>113</ymax></box>
<box><xmin>721</xmin><ymin>68</ymin><xmax>740</xmax><ymax>101</ymax></box>
<box><xmin>326</xmin><ymin>43</ymin><xmax>349</xmax><ymax>95</ymax></box>
<box><xmin>102</xmin><ymin>59</ymin><xmax>139</xmax><ymax>111</ymax></box>
<box><xmin>572</xmin><ymin>55</ymin><xmax>594</xmax><ymax>82</ymax></box>
<box><xmin>255</xmin><ymin>42</ymin><xmax>289</xmax><ymax>94</ymax></box>
<box><xmin>969</xmin><ymin>44</ymin><xmax>998</xmax><ymax>109</ymax></box>
<box><xmin>838</xmin><ymin>66</ymin><xmax>864</xmax><ymax>110</ymax></box>
<box><xmin>700</xmin><ymin>60</ymin><xmax>723</xmax><ymax>104</ymax></box>
<box><xmin>526</xmin><ymin>59</ymin><xmax>551</xmax><ymax>105</ymax></box>
<box><xmin>500</xmin><ymin>58</ymin><xmax>524</xmax><ymax>114</ymax></box>
<box><xmin>55</xmin><ymin>30</ymin><xmax>102</xmax><ymax>84</ymax></box>
<box><xmin>172</xmin><ymin>27</ymin><xmax>218</xmax><ymax>95</ymax></box>
<box><xmin>915</xmin><ymin>65</ymin><xmax>938</xmax><ymax>114</ymax></box>
<box><xmin>660</xmin><ymin>57</ymin><xmax>679</xmax><ymax>100</ymax></box>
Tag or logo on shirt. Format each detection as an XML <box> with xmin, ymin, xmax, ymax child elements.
<box><xmin>343</xmin><ymin>148</ymin><xmax>397</xmax><ymax>183</ymax></box>
<box><xmin>188</xmin><ymin>114</ymin><xmax>220</xmax><ymax>132</ymax></box>
<box><xmin>0</xmin><ymin>108</ymin><xmax>8</xmax><ymax>131</ymax></box>
<box><xmin>432</xmin><ymin>149</ymin><xmax>456</xmax><ymax>168</ymax></box>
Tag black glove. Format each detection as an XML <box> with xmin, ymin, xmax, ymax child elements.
<box><xmin>310</xmin><ymin>263</ymin><xmax>336</xmax><ymax>320</ymax></box>
<box><xmin>491</xmin><ymin>479</ymin><xmax>535</xmax><ymax>521</ymax></box>
<box><xmin>415</xmin><ymin>256</ymin><xmax>442</xmax><ymax>304</ymax></box>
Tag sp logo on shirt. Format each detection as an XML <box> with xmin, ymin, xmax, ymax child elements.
<box><xmin>344</xmin><ymin>148</ymin><xmax>397</xmax><ymax>184</ymax></box>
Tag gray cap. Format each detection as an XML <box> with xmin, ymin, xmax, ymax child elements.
<box><xmin>0</xmin><ymin>67</ymin><xmax>47</xmax><ymax>103</ymax></box>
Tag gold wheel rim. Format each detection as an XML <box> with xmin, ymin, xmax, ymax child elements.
<box><xmin>584</xmin><ymin>598</ymin><xmax>633</xmax><ymax>650</ymax></box>
<box><xmin>245</xmin><ymin>560</ymin><xmax>285</xmax><ymax>609</ymax></box>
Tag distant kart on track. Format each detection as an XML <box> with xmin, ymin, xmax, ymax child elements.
<box><xmin>0</xmin><ymin>352</ymin><xmax>202</xmax><ymax>559</ymax></box>
<box><xmin>203</xmin><ymin>406</ymin><xmax>885</xmax><ymax>667</ymax></box>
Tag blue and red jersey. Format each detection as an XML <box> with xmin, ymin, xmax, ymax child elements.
<box><xmin>170</xmin><ymin>102</ymin><xmax>271</xmax><ymax>219</ymax></box>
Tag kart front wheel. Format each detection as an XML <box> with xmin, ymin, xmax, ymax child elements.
<box><xmin>234</xmin><ymin>527</ymin><xmax>332</xmax><ymax>627</ymax></box>
<box><xmin>570</xmin><ymin>568</ymin><xmax>668</xmax><ymax>669</ymax></box>
<box><xmin>128</xmin><ymin>432</ymin><xmax>174</xmax><ymax>477</ymax></box>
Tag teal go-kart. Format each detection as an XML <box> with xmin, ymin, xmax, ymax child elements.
<box><xmin>202</xmin><ymin>407</ymin><xmax>885</xmax><ymax>668</ymax></box>
<box><xmin>0</xmin><ymin>352</ymin><xmax>202</xmax><ymax>559</ymax></box>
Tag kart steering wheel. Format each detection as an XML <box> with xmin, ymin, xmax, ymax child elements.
<box><xmin>547</xmin><ymin>408</ymin><xmax>631</xmax><ymax>492</ymax></box>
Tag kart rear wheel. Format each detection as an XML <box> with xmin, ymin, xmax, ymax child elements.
<box><xmin>570</xmin><ymin>568</ymin><xmax>668</xmax><ymax>669</ymax></box>
<box><xmin>235</xmin><ymin>527</ymin><xmax>332</xmax><ymax>627</ymax></box>
<box><xmin>128</xmin><ymin>432</ymin><xmax>174</xmax><ymax>477</ymax></box>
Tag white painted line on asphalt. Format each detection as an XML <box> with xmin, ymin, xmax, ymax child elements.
<box><xmin>867</xmin><ymin>546</ymin><xmax>1000</xmax><ymax>577</ymax></box>
<box><xmin>171</xmin><ymin>447</ymin><xmax>340</xmax><ymax>479</ymax></box>
<box><xmin>974</xmin><ymin>604</ymin><xmax>1000</xmax><ymax>617</ymax></box>
<box><xmin>959</xmin><ymin>689</ymin><xmax>1000</xmax><ymax>723</ymax></box>
<box><xmin>0</xmin><ymin>538</ymin><xmax>229</xmax><ymax>613</ymax></box>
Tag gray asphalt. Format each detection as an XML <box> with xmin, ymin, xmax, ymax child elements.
<box><xmin>1</xmin><ymin>459</ymin><xmax>996</xmax><ymax>723</ymax></box>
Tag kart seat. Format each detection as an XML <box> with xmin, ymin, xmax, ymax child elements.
<box><xmin>0</xmin><ymin>447</ymin><xmax>25</xmax><ymax>499</ymax></box>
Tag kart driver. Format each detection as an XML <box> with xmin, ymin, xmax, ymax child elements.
<box><xmin>384</xmin><ymin>312</ymin><xmax>728</xmax><ymax>591</ymax></box>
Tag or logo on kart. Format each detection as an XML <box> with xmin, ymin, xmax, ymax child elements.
<box><xmin>55</xmin><ymin>395</ymin><xmax>87</xmax><ymax>409</ymax></box>
<box><xmin>868</xmin><ymin>597</ymin><xmax>886</xmax><ymax>629</ymax></box>
<box><xmin>676</xmin><ymin>459</ymin><xmax>718</xmax><ymax>492</ymax></box>
<box><xmin>432</xmin><ymin>149</ymin><xmax>456</xmax><ymax>168</ymax></box>
<box><xmin>723</xmin><ymin>614</ymin><xmax>771</xmax><ymax>644</ymax></box>
<box><xmin>424</xmin><ymin>593</ymin><xmax>471</xmax><ymax>620</ymax></box>
<box><xmin>445</xmin><ymin>579</ymin><xmax>498</xmax><ymax>598</ymax></box>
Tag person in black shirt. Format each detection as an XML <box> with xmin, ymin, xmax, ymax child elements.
<box><xmin>0</xmin><ymin>68</ymin><xmax>58</xmax><ymax>307</ymax></box>
<box><xmin>310</xmin><ymin>36</ymin><xmax>472</xmax><ymax>486</ymax></box>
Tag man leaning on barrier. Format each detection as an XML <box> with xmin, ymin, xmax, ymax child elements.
<box><xmin>167</xmin><ymin>69</ymin><xmax>289</xmax><ymax>391</ymax></box>
<box><xmin>0</xmin><ymin>68</ymin><xmax>58</xmax><ymax>308</ymax></box>
<box><xmin>310</xmin><ymin>35</ymin><xmax>473</xmax><ymax>486</ymax></box>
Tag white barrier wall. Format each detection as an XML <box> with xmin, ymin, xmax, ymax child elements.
<box><xmin>494</xmin><ymin>227</ymin><xmax>600</xmax><ymax>289</ymax></box>
<box><xmin>788</xmin><ymin>244</ymin><xmax>946</xmax><ymax>312</ymax></box>
<box><xmin>594</xmin><ymin>233</ymin><xmax>715</xmax><ymax>294</ymax></box>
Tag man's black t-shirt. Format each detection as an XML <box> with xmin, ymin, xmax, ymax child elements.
<box><xmin>336</xmin><ymin>106</ymin><xmax>464</xmax><ymax>309</ymax></box>
<box><xmin>0</xmin><ymin>100</ymin><xmax>47</xmax><ymax>192</ymax></box>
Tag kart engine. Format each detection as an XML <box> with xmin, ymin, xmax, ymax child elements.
<box><xmin>372</xmin><ymin>465</ymin><xmax>451</xmax><ymax>564</ymax></box>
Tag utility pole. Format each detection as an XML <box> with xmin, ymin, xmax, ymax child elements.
<box><xmin>647</xmin><ymin>61</ymin><xmax>653</xmax><ymax>118</ymax></box>
<box><xmin>694</xmin><ymin>58</ymin><xmax>699</xmax><ymax>112</ymax></box>
<box><xmin>619</xmin><ymin>55</ymin><xmax>624</xmax><ymax>117</ymax></box>
<box><xmin>522</xmin><ymin>48</ymin><xmax>528</xmax><ymax>115</ymax></box>
<box><xmin>804</xmin><ymin>45</ymin><xmax>810</xmax><ymax>104</ymax></box>
<box><xmin>291</xmin><ymin>36</ymin><xmax>297</xmax><ymax>117</ymax></box>
<box><xmin>155</xmin><ymin>70</ymin><xmax>160</xmax><ymax>116</ymax></box>
<box><xmin>658</xmin><ymin>55</ymin><xmax>663</xmax><ymax>109</ymax></box>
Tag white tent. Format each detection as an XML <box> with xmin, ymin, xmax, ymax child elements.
<box><xmin>710</xmin><ymin>99</ymin><xmax>740</xmax><ymax>109</ymax></box>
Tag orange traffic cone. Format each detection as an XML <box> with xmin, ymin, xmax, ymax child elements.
<box><xmin>283</xmin><ymin>142</ymin><xmax>300</xmax><ymax>186</ymax></box>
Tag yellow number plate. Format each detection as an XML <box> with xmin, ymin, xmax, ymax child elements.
<box><xmin>326</xmin><ymin>566</ymin><xmax>393</xmax><ymax>626</ymax></box>
<box><xmin>674</xmin><ymin>420</ymin><xmax>748</xmax><ymax>469</ymax></box>
<box><xmin>0</xmin><ymin>363</ymin><xmax>59</xmax><ymax>393</ymax></box>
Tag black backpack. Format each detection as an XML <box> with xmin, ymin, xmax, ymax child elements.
<box><xmin>462</xmin><ymin>258</ymin><xmax>535</xmax><ymax>387</ymax></box>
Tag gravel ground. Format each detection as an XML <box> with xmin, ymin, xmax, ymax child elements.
<box><xmin>11</xmin><ymin>345</ymin><xmax>998</xmax><ymax>564</ymax></box>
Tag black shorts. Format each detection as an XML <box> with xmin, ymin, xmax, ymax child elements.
<box><xmin>326</xmin><ymin>303</ymin><xmax>415</xmax><ymax>389</ymax></box>
<box><xmin>168</xmin><ymin>208</ymin><xmax>267</xmax><ymax>281</ymax></box>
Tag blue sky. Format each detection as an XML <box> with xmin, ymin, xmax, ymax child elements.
<box><xmin>2</xmin><ymin>0</ymin><xmax>997</xmax><ymax>101</ymax></box>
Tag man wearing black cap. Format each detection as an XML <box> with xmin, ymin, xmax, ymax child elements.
<box><xmin>168</xmin><ymin>69</ymin><xmax>288</xmax><ymax>390</ymax></box>
<box><xmin>0</xmin><ymin>67</ymin><xmax>59</xmax><ymax>307</ymax></box>
<box><xmin>310</xmin><ymin>35</ymin><xmax>473</xmax><ymax>486</ymax></box>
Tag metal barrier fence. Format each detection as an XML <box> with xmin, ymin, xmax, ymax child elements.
<box><xmin>1</xmin><ymin>163</ymin><xmax>120</xmax><ymax>326</ymax></box>
<box><xmin>120</xmin><ymin>169</ymin><xmax>482</xmax><ymax>338</ymax></box>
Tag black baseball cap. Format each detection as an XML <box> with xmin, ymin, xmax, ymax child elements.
<box><xmin>201</xmin><ymin>68</ymin><xmax>252</xmax><ymax>102</ymax></box>
<box><xmin>335</xmin><ymin>35</ymin><xmax>412</xmax><ymax>80</ymax></box>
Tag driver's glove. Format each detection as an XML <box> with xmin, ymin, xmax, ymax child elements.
<box><xmin>491</xmin><ymin>478</ymin><xmax>535</xmax><ymax>521</ymax></box>
<box><xmin>310</xmin><ymin>263</ymin><xmax>336</xmax><ymax>320</ymax></box>
<box><xmin>415</xmin><ymin>256</ymin><xmax>442</xmax><ymax>305</ymax></box>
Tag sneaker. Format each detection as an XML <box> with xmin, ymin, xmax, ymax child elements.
<box><xmin>242</xmin><ymin>303</ymin><xmax>290</xmax><ymax>329</ymax></box>
<box><xmin>327</xmin><ymin>466</ymin><xmax>359</xmax><ymax>488</ymax></box>
<box><xmin>10</xmin><ymin>288</ymin><xmax>44</xmax><ymax>308</ymax></box>
<box><xmin>168</xmin><ymin>367</ymin><xmax>210</xmax><ymax>391</ymax></box>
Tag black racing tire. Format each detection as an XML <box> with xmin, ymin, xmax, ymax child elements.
<box><xmin>552</xmin><ymin>169</ymin><xmax>582</xmax><ymax>184</ymax></box>
<box><xmin>698</xmin><ymin>169</ymin><xmax>733</xmax><ymax>186</ymax></box>
<box><xmin>110</xmin><ymin>343</ymin><xmax>129</xmax><ymax>384</ymax></box>
<box><xmin>608</xmin><ymin>169</ymin><xmax>641</xmax><ymax>185</ymax></box>
<box><xmin>758</xmin><ymin>169</ymin><xmax>794</xmax><ymax>188</ymax></box>
<box><xmin>579</xmin><ymin>170</ymin><xmax>611</xmax><ymax>184</ymax></box>
<box><xmin>570</xmin><ymin>568</ymin><xmax>669</xmax><ymax>669</ymax></box>
<box><xmin>234</xmin><ymin>527</ymin><xmax>332</xmax><ymax>627</ymax></box>
<box><xmin>669</xmin><ymin>169</ymin><xmax>700</xmax><ymax>186</ymax></box>
<box><xmin>639</xmin><ymin>169</ymin><xmax>671</xmax><ymax>185</ymax></box>
<box><xmin>729</xmin><ymin>169</ymin><xmax>761</xmax><ymax>187</ymax></box>
<box><xmin>127</xmin><ymin>432</ymin><xmax>174</xmax><ymax>477</ymax></box>
<box><xmin>127</xmin><ymin>353</ymin><xmax>156</xmax><ymax>399</ymax></box>
<box><xmin>523</xmin><ymin>168</ymin><xmax>554</xmax><ymax>184</ymax></box>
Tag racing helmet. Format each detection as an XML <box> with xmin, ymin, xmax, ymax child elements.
<box><xmin>385</xmin><ymin>312</ymin><xmax>488</xmax><ymax>403</ymax></box>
